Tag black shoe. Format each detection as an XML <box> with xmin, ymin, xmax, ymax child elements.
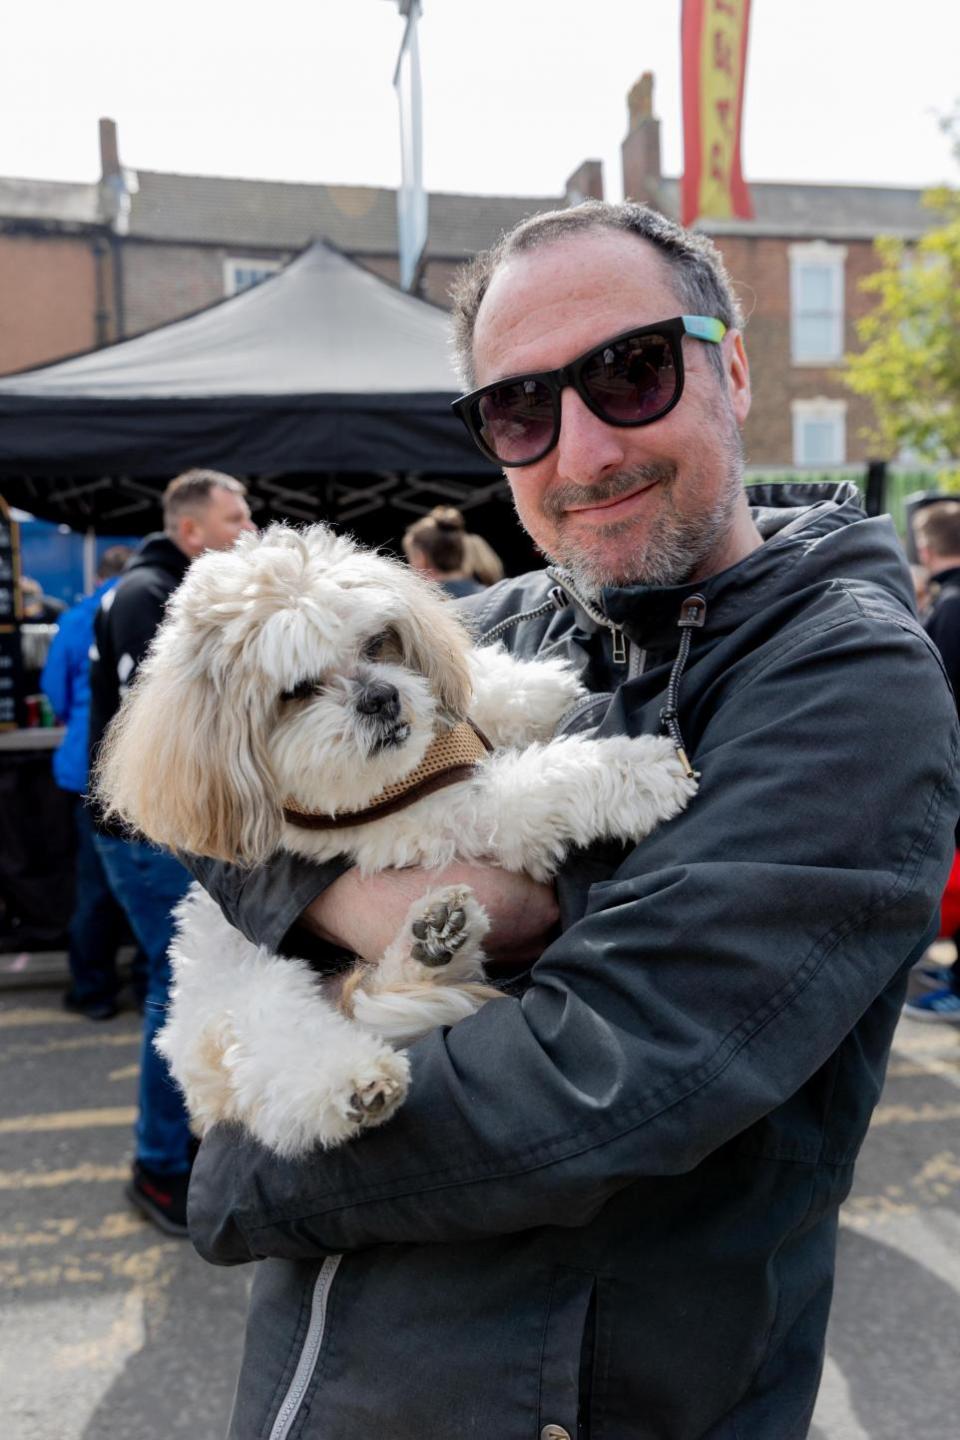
<box><xmin>62</xmin><ymin>989</ymin><xmax>119</xmax><ymax>1022</ymax></box>
<box><xmin>126</xmin><ymin>1162</ymin><xmax>191</xmax><ymax>1237</ymax></box>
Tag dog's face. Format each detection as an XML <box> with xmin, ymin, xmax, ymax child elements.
<box><xmin>98</xmin><ymin>524</ymin><xmax>475</xmax><ymax>863</ymax></box>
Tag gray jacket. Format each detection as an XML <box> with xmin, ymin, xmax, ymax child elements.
<box><xmin>187</xmin><ymin>483</ymin><xmax>959</xmax><ymax>1440</ymax></box>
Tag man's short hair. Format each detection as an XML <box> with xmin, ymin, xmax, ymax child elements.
<box><xmin>450</xmin><ymin>199</ymin><xmax>744</xmax><ymax>388</ymax></box>
<box><xmin>96</xmin><ymin>545</ymin><xmax>133</xmax><ymax>581</ymax></box>
<box><xmin>913</xmin><ymin>500</ymin><xmax>960</xmax><ymax>558</ymax></box>
<box><xmin>162</xmin><ymin>469</ymin><xmax>247</xmax><ymax>530</ymax></box>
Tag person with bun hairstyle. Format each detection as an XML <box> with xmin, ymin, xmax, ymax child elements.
<box><xmin>401</xmin><ymin>506</ymin><xmax>487</xmax><ymax>598</ymax></box>
<box><xmin>462</xmin><ymin>530</ymin><xmax>505</xmax><ymax>586</ymax></box>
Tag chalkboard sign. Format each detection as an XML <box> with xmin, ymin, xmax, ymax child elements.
<box><xmin>0</xmin><ymin>494</ymin><xmax>24</xmax><ymax>730</ymax></box>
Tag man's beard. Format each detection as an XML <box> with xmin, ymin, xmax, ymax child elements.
<box><xmin>530</xmin><ymin>424</ymin><xmax>745</xmax><ymax>598</ymax></box>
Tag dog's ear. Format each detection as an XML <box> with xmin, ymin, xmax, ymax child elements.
<box><xmin>94</xmin><ymin>636</ymin><xmax>283</xmax><ymax>866</ymax></box>
<box><xmin>393</xmin><ymin>574</ymin><xmax>474</xmax><ymax>720</ymax></box>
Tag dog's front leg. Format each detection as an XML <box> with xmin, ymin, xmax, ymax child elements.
<box><xmin>460</xmin><ymin>733</ymin><xmax>698</xmax><ymax>880</ymax></box>
<box><xmin>468</xmin><ymin>645</ymin><xmax>587</xmax><ymax>747</ymax></box>
<box><xmin>158</xmin><ymin>886</ymin><xmax>409</xmax><ymax>1157</ymax></box>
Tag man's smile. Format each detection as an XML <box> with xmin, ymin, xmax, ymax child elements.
<box><xmin>563</xmin><ymin>477</ymin><xmax>663</xmax><ymax>521</ymax></box>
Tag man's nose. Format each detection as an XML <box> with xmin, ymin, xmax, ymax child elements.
<box><xmin>553</xmin><ymin>386</ymin><xmax>628</xmax><ymax>483</ymax></box>
<box><xmin>356</xmin><ymin>681</ymin><xmax>401</xmax><ymax>720</ymax></box>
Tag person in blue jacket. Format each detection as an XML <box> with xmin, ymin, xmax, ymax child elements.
<box><xmin>41</xmin><ymin>545</ymin><xmax>135</xmax><ymax>1019</ymax></box>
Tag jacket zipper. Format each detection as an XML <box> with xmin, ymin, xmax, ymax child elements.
<box><xmin>546</xmin><ymin>568</ymin><xmax>632</xmax><ymax>671</ymax></box>
<box><xmin>267</xmin><ymin>1255</ymin><xmax>342</xmax><ymax>1440</ymax></box>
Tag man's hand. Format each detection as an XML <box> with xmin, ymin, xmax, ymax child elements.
<box><xmin>301</xmin><ymin>863</ymin><xmax>559</xmax><ymax>971</ymax></box>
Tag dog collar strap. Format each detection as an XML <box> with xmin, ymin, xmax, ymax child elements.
<box><xmin>282</xmin><ymin>720</ymin><xmax>493</xmax><ymax>831</ymax></box>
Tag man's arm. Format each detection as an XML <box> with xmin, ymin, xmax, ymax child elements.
<box><xmin>189</xmin><ymin>611</ymin><xmax>960</xmax><ymax>1265</ymax></box>
<box><xmin>39</xmin><ymin>621</ymin><xmax>71</xmax><ymax>722</ymax></box>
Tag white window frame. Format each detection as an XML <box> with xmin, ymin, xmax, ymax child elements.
<box><xmin>223</xmin><ymin>257</ymin><xmax>283</xmax><ymax>297</ymax></box>
<box><xmin>789</xmin><ymin>242</ymin><xmax>847</xmax><ymax>365</ymax></box>
<box><xmin>791</xmin><ymin>398</ymin><xmax>847</xmax><ymax>467</ymax></box>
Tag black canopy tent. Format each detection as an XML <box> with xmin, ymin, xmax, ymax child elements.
<box><xmin>0</xmin><ymin>240</ymin><xmax>531</xmax><ymax>561</ymax></box>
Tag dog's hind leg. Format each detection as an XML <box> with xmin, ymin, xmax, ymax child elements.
<box><xmin>159</xmin><ymin>884</ymin><xmax>410</xmax><ymax>1156</ymax></box>
<box><xmin>345</xmin><ymin>886</ymin><xmax>501</xmax><ymax>1047</ymax></box>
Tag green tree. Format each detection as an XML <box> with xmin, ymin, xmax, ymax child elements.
<box><xmin>844</xmin><ymin>115</ymin><xmax>960</xmax><ymax>482</ymax></box>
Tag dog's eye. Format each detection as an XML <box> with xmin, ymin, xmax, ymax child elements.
<box><xmin>279</xmin><ymin>678</ymin><xmax>322</xmax><ymax>703</ymax></box>
<box><xmin>363</xmin><ymin>628</ymin><xmax>400</xmax><ymax>661</ymax></box>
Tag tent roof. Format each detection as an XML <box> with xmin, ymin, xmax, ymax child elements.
<box><xmin>0</xmin><ymin>240</ymin><xmax>461</xmax><ymax>399</ymax></box>
<box><xmin>0</xmin><ymin>242</ymin><xmax>495</xmax><ymax>513</ymax></box>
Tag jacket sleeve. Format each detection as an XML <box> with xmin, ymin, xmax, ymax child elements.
<box><xmin>107</xmin><ymin>580</ymin><xmax>169</xmax><ymax>688</ymax></box>
<box><xmin>188</xmin><ymin>605</ymin><xmax>960</xmax><ymax>1264</ymax></box>
<box><xmin>924</xmin><ymin>594</ymin><xmax>960</xmax><ymax>714</ymax></box>
<box><xmin>40</xmin><ymin>620</ymin><xmax>72</xmax><ymax>722</ymax></box>
<box><xmin>183</xmin><ymin>851</ymin><xmax>351</xmax><ymax>959</ymax></box>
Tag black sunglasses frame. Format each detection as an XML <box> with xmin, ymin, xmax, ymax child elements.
<box><xmin>451</xmin><ymin>315</ymin><xmax>727</xmax><ymax>468</ymax></box>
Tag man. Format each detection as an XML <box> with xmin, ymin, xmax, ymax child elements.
<box><xmin>904</xmin><ymin>499</ymin><xmax>960</xmax><ymax>1022</ymax></box>
<box><xmin>89</xmin><ymin>469</ymin><xmax>255</xmax><ymax>1235</ymax></box>
<box><xmin>186</xmin><ymin>204</ymin><xmax>958</xmax><ymax>1439</ymax></box>
<box><xmin>41</xmin><ymin>544</ymin><xmax>136</xmax><ymax>1020</ymax></box>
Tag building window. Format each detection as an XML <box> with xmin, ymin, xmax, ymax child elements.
<box><xmin>223</xmin><ymin>258</ymin><xmax>282</xmax><ymax>296</ymax></box>
<box><xmin>789</xmin><ymin>242</ymin><xmax>846</xmax><ymax>364</ymax></box>
<box><xmin>792</xmin><ymin>399</ymin><xmax>847</xmax><ymax>467</ymax></box>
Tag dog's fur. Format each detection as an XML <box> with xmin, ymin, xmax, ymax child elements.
<box><xmin>97</xmin><ymin>524</ymin><xmax>696</xmax><ymax>1156</ymax></box>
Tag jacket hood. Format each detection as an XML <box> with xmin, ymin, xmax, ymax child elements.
<box><xmin>552</xmin><ymin>481</ymin><xmax>914</xmax><ymax>652</ymax></box>
<box><xmin>125</xmin><ymin>532</ymin><xmax>192</xmax><ymax>583</ymax></box>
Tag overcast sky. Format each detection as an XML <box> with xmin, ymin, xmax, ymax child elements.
<box><xmin>3</xmin><ymin>0</ymin><xmax>958</xmax><ymax>198</ymax></box>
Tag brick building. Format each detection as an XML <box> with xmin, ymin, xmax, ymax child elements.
<box><xmin>0</xmin><ymin>84</ymin><xmax>935</xmax><ymax>469</ymax></box>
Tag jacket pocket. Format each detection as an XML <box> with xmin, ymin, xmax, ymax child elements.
<box><xmin>538</xmin><ymin>1267</ymin><xmax>597</xmax><ymax>1440</ymax></box>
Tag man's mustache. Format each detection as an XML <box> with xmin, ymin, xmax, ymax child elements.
<box><xmin>541</xmin><ymin>462</ymin><xmax>677</xmax><ymax>522</ymax></box>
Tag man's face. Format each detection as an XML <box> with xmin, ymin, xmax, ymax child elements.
<box><xmin>471</xmin><ymin>229</ymin><xmax>753</xmax><ymax>593</ymax></box>
<box><xmin>183</xmin><ymin>487</ymin><xmax>256</xmax><ymax>555</ymax></box>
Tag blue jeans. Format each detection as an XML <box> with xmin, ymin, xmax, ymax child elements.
<box><xmin>93</xmin><ymin>832</ymin><xmax>194</xmax><ymax>1175</ymax></box>
<box><xmin>66</xmin><ymin>798</ymin><xmax>143</xmax><ymax>1007</ymax></box>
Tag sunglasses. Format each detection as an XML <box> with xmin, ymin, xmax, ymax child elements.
<box><xmin>452</xmin><ymin>315</ymin><xmax>727</xmax><ymax>468</ymax></box>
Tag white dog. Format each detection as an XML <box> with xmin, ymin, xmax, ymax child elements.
<box><xmin>97</xmin><ymin>524</ymin><xmax>696</xmax><ymax>1157</ymax></box>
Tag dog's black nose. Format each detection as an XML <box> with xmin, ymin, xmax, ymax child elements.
<box><xmin>356</xmin><ymin>681</ymin><xmax>401</xmax><ymax>720</ymax></box>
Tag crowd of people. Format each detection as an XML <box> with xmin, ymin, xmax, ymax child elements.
<box><xmin>15</xmin><ymin>198</ymin><xmax>960</xmax><ymax>1438</ymax></box>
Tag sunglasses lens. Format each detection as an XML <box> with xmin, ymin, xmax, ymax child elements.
<box><xmin>581</xmin><ymin>333</ymin><xmax>678</xmax><ymax>424</ymax></box>
<box><xmin>476</xmin><ymin>378</ymin><xmax>556</xmax><ymax>464</ymax></box>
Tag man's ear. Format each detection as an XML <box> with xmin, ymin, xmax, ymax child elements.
<box><xmin>725</xmin><ymin>330</ymin><xmax>751</xmax><ymax>426</ymax></box>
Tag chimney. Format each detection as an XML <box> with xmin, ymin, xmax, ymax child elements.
<box><xmin>621</xmin><ymin>72</ymin><xmax>663</xmax><ymax>210</ymax></box>
<box><xmin>99</xmin><ymin>117</ymin><xmax>121</xmax><ymax>179</ymax></box>
<box><xmin>565</xmin><ymin>159</ymin><xmax>604</xmax><ymax>207</ymax></box>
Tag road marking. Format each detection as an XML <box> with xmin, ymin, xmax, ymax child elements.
<box><xmin>0</xmin><ymin>1163</ymin><xmax>128</xmax><ymax>1191</ymax></box>
<box><xmin>0</xmin><ymin>1241</ymin><xmax>178</xmax><ymax>1294</ymax></box>
<box><xmin>0</xmin><ymin>1008</ymin><xmax>82</xmax><ymax>1028</ymax></box>
<box><xmin>0</xmin><ymin>1213</ymin><xmax>142</xmax><ymax>1250</ymax></box>
<box><xmin>1</xmin><ymin>1033</ymin><xmax>139</xmax><ymax>1057</ymax></box>
<box><xmin>890</xmin><ymin>1032</ymin><xmax>960</xmax><ymax>1092</ymax></box>
<box><xmin>0</xmin><ymin>1100</ymin><xmax>136</xmax><ymax>1134</ymax></box>
<box><xmin>871</xmin><ymin>1100</ymin><xmax>960</xmax><ymax>1127</ymax></box>
<box><xmin>0</xmin><ymin>1107</ymin><xmax>136</xmax><ymax>1135</ymax></box>
<box><xmin>108</xmin><ymin>1065</ymin><xmax>140</xmax><ymax>1082</ymax></box>
<box><xmin>841</xmin><ymin>1149</ymin><xmax>960</xmax><ymax>1231</ymax></box>
<box><xmin>811</xmin><ymin>1354</ymin><xmax>872</xmax><ymax>1440</ymax></box>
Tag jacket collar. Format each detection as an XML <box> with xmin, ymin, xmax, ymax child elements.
<box><xmin>550</xmin><ymin>481</ymin><xmax>907</xmax><ymax>654</ymax></box>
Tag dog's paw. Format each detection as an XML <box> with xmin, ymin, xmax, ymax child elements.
<box><xmin>409</xmin><ymin>886</ymin><xmax>489</xmax><ymax>969</ymax></box>
<box><xmin>345</xmin><ymin>1050</ymin><xmax>410</xmax><ymax>1131</ymax></box>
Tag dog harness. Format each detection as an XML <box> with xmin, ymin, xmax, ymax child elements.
<box><xmin>282</xmin><ymin>720</ymin><xmax>492</xmax><ymax>831</ymax></box>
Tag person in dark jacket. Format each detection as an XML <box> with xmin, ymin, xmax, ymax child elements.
<box><xmin>904</xmin><ymin>499</ymin><xmax>960</xmax><ymax>1022</ymax></box>
<box><xmin>402</xmin><ymin>504</ymin><xmax>487</xmax><ymax>598</ymax></box>
<box><xmin>185</xmin><ymin>204</ymin><xmax>959</xmax><ymax>1440</ymax></box>
<box><xmin>41</xmin><ymin>544</ymin><xmax>135</xmax><ymax>1019</ymax></box>
<box><xmin>89</xmin><ymin>469</ymin><xmax>255</xmax><ymax>1236</ymax></box>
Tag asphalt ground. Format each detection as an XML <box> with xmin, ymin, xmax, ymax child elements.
<box><xmin>0</xmin><ymin>953</ymin><xmax>957</xmax><ymax>1440</ymax></box>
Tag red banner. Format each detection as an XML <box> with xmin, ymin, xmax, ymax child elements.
<box><xmin>681</xmin><ymin>0</ymin><xmax>753</xmax><ymax>227</ymax></box>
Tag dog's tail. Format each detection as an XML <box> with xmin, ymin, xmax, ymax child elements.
<box><xmin>345</xmin><ymin>980</ymin><xmax>501</xmax><ymax>1048</ymax></box>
